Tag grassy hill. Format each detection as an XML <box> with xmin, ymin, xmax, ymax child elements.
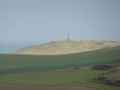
<box><xmin>0</xmin><ymin>45</ymin><xmax>120</xmax><ymax>75</ymax></box>
<box><xmin>10</xmin><ymin>40</ymin><xmax>120</xmax><ymax>55</ymax></box>
<box><xmin>0</xmin><ymin>46</ymin><xmax>120</xmax><ymax>90</ymax></box>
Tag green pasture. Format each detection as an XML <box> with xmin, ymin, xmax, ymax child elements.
<box><xmin>0</xmin><ymin>47</ymin><xmax>120</xmax><ymax>75</ymax></box>
<box><xmin>0</xmin><ymin>70</ymin><xmax>119</xmax><ymax>90</ymax></box>
<box><xmin>0</xmin><ymin>47</ymin><xmax>120</xmax><ymax>90</ymax></box>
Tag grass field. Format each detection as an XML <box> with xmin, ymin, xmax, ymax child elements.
<box><xmin>0</xmin><ymin>70</ymin><xmax>120</xmax><ymax>90</ymax></box>
<box><xmin>0</xmin><ymin>46</ymin><xmax>120</xmax><ymax>75</ymax></box>
<box><xmin>0</xmin><ymin>46</ymin><xmax>120</xmax><ymax>90</ymax></box>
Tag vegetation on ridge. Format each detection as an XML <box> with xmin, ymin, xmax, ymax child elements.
<box><xmin>11</xmin><ymin>40</ymin><xmax>120</xmax><ymax>55</ymax></box>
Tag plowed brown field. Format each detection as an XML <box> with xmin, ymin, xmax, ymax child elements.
<box><xmin>0</xmin><ymin>83</ymin><xmax>99</xmax><ymax>90</ymax></box>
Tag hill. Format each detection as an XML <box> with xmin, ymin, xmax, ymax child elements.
<box><xmin>0</xmin><ymin>46</ymin><xmax>120</xmax><ymax>90</ymax></box>
<box><xmin>1</xmin><ymin>45</ymin><xmax>120</xmax><ymax>75</ymax></box>
<box><xmin>10</xmin><ymin>40</ymin><xmax>120</xmax><ymax>55</ymax></box>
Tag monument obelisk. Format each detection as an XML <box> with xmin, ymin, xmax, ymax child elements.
<box><xmin>67</xmin><ymin>32</ymin><xmax>70</xmax><ymax>40</ymax></box>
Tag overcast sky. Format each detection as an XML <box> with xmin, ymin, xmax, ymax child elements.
<box><xmin>0</xmin><ymin>0</ymin><xmax>120</xmax><ymax>43</ymax></box>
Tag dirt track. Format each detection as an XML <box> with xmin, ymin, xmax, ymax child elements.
<box><xmin>0</xmin><ymin>83</ymin><xmax>100</xmax><ymax>90</ymax></box>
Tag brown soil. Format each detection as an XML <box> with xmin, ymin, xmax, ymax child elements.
<box><xmin>0</xmin><ymin>83</ymin><xmax>99</xmax><ymax>90</ymax></box>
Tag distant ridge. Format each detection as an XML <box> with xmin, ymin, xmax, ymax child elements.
<box><xmin>10</xmin><ymin>40</ymin><xmax>120</xmax><ymax>55</ymax></box>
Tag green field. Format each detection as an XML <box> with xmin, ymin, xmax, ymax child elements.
<box><xmin>0</xmin><ymin>46</ymin><xmax>120</xmax><ymax>75</ymax></box>
<box><xmin>0</xmin><ymin>70</ymin><xmax>120</xmax><ymax>90</ymax></box>
<box><xmin>0</xmin><ymin>46</ymin><xmax>120</xmax><ymax>90</ymax></box>
<box><xmin>0</xmin><ymin>70</ymin><xmax>105</xmax><ymax>85</ymax></box>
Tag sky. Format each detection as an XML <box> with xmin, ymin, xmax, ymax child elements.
<box><xmin>0</xmin><ymin>0</ymin><xmax>120</xmax><ymax>53</ymax></box>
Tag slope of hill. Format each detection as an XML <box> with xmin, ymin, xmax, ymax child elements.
<box><xmin>10</xmin><ymin>40</ymin><xmax>120</xmax><ymax>55</ymax></box>
<box><xmin>0</xmin><ymin>46</ymin><xmax>120</xmax><ymax>90</ymax></box>
<box><xmin>0</xmin><ymin>45</ymin><xmax>120</xmax><ymax>75</ymax></box>
<box><xmin>93</xmin><ymin>63</ymin><xmax>120</xmax><ymax>87</ymax></box>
